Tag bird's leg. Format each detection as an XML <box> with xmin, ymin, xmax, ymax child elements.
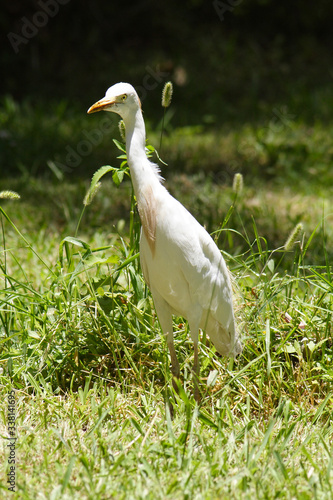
<box><xmin>193</xmin><ymin>339</ymin><xmax>200</xmax><ymax>403</ymax></box>
<box><xmin>151</xmin><ymin>290</ymin><xmax>180</xmax><ymax>394</ymax></box>
<box><xmin>189</xmin><ymin>314</ymin><xmax>202</xmax><ymax>403</ymax></box>
<box><xmin>167</xmin><ymin>330</ymin><xmax>180</xmax><ymax>392</ymax></box>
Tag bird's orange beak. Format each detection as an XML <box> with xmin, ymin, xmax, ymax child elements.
<box><xmin>87</xmin><ymin>97</ymin><xmax>116</xmax><ymax>114</ymax></box>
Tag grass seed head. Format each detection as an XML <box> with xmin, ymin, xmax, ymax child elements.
<box><xmin>118</xmin><ymin>120</ymin><xmax>126</xmax><ymax>142</ymax></box>
<box><xmin>232</xmin><ymin>173</ymin><xmax>244</xmax><ymax>195</ymax></box>
<box><xmin>0</xmin><ymin>190</ymin><xmax>20</xmax><ymax>200</ymax></box>
<box><xmin>284</xmin><ymin>222</ymin><xmax>304</xmax><ymax>251</ymax></box>
<box><xmin>83</xmin><ymin>182</ymin><xmax>102</xmax><ymax>206</ymax></box>
<box><xmin>162</xmin><ymin>81</ymin><xmax>173</xmax><ymax>108</ymax></box>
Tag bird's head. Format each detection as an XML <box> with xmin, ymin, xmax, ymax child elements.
<box><xmin>87</xmin><ymin>82</ymin><xmax>141</xmax><ymax>120</ymax></box>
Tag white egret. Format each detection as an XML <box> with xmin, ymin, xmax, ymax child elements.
<box><xmin>88</xmin><ymin>82</ymin><xmax>241</xmax><ymax>401</ymax></box>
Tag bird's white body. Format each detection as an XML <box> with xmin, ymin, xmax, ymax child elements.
<box><xmin>140</xmin><ymin>183</ymin><xmax>236</xmax><ymax>355</ymax></box>
<box><xmin>88</xmin><ymin>82</ymin><xmax>241</xmax><ymax>399</ymax></box>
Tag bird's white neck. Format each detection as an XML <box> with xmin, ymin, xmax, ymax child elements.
<box><xmin>124</xmin><ymin>108</ymin><xmax>161</xmax><ymax>196</ymax></box>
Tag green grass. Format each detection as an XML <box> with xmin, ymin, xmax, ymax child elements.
<box><xmin>1</xmin><ymin>165</ymin><xmax>333</xmax><ymax>498</ymax></box>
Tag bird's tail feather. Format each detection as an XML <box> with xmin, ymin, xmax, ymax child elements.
<box><xmin>206</xmin><ymin>318</ymin><xmax>241</xmax><ymax>357</ymax></box>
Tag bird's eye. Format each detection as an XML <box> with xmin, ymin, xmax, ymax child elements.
<box><xmin>121</xmin><ymin>95</ymin><xmax>127</xmax><ymax>101</ymax></box>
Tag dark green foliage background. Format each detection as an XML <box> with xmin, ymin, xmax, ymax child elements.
<box><xmin>2</xmin><ymin>1</ymin><xmax>333</xmax><ymax>131</ymax></box>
